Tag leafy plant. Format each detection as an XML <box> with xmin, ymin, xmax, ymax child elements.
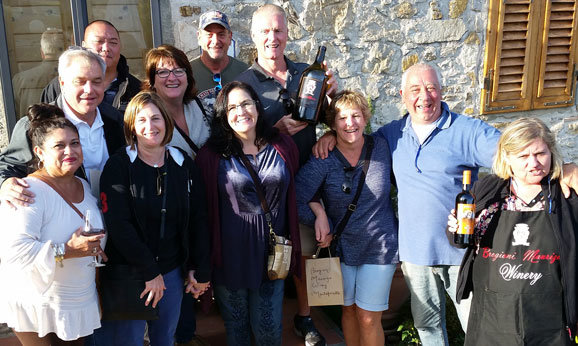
<box><xmin>397</xmin><ymin>321</ymin><xmax>421</xmax><ymax>345</ymax></box>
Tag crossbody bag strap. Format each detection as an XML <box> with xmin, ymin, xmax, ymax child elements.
<box><xmin>174</xmin><ymin>125</ymin><xmax>200</xmax><ymax>156</ymax></box>
<box><xmin>237</xmin><ymin>153</ymin><xmax>276</xmax><ymax>238</ymax></box>
<box><xmin>193</xmin><ymin>96</ymin><xmax>211</xmax><ymax>123</ymax></box>
<box><xmin>31</xmin><ymin>173</ymin><xmax>84</xmax><ymax>219</ymax></box>
<box><xmin>333</xmin><ymin>136</ymin><xmax>374</xmax><ymax>240</ymax></box>
<box><xmin>159</xmin><ymin>161</ymin><xmax>169</xmax><ymax>240</ymax></box>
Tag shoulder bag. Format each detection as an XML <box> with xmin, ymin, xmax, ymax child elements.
<box><xmin>238</xmin><ymin>153</ymin><xmax>292</xmax><ymax>280</ymax></box>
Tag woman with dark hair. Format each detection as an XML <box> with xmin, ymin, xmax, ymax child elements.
<box><xmin>0</xmin><ymin>104</ymin><xmax>105</xmax><ymax>345</ymax></box>
<box><xmin>98</xmin><ymin>91</ymin><xmax>210</xmax><ymax>346</ymax></box>
<box><xmin>448</xmin><ymin>117</ymin><xmax>578</xmax><ymax>345</ymax></box>
<box><xmin>196</xmin><ymin>81</ymin><xmax>301</xmax><ymax>345</ymax></box>
<box><xmin>143</xmin><ymin>45</ymin><xmax>210</xmax><ymax>159</ymax></box>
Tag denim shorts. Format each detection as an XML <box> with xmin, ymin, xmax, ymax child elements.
<box><xmin>341</xmin><ymin>263</ymin><xmax>396</xmax><ymax>312</ymax></box>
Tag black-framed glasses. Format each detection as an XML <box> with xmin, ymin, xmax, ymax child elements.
<box><xmin>213</xmin><ymin>73</ymin><xmax>222</xmax><ymax>93</ymax></box>
<box><xmin>342</xmin><ymin>167</ymin><xmax>355</xmax><ymax>194</ymax></box>
<box><xmin>279</xmin><ymin>88</ymin><xmax>295</xmax><ymax>115</ymax></box>
<box><xmin>156</xmin><ymin>68</ymin><xmax>186</xmax><ymax>78</ymax></box>
<box><xmin>227</xmin><ymin>100</ymin><xmax>256</xmax><ymax>115</ymax></box>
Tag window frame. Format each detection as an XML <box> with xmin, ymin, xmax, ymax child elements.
<box><xmin>0</xmin><ymin>0</ymin><xmax>163</xmax><ymax>139</ymax></box>
<box><xmin>481</xmin><ymin>0</ymin><xmax>578</xmax><ymax>115</ymax></box>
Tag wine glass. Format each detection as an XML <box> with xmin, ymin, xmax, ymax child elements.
<box><xmin>82</xmin><ymin>209</ymin><xmax>107</xmax><ymax>267</ymax></box>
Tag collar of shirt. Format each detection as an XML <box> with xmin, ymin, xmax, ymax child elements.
<box><xmin>249</xmin><ymin>56</ymin><xmax>301</xmax><ymax>83</ymax></box>
<box><xmin>401</xmin><ymin>101</ymin><xmax>453</xmax><ymax>134</ymax></box>
<box><xmin>61</xmin><ymin>100</ymin><xmax>108</xmax><ymax>171</ymax></box>
<box><xmin>126</xmin><ymin>145</ymin><xmax>185</xmax><ymax>166</ymax></box>
<box><xmin>61</xmin><ymin>100</ymin><xmax>104</xmax><ymax>129</ymax></box>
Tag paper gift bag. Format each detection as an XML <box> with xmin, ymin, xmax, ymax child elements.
<box><xmin>305</xmin><ymin>256</ymin><xmax>344</xmax><ymax>306</ymax></box>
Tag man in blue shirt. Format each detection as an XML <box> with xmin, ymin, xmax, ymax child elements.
<box><xmin>373</xmin><ymin>63</ymin><xmax>500</xmax><ymax>345</ymax></box>
<box><xmin>314</xmin><ymin>63</ymin><xmax>578</xmax><ymax>345</ymax></box>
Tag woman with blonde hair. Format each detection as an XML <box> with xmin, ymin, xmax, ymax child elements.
<box><xmin>296</xmin><ymin>90</ymin><xmax>398</xmax><ymax>346</ymax></box>
<box><xmin>448</xmin><ymin>117</ymin><xmax>578</xmax><ymax>345</ymax></box>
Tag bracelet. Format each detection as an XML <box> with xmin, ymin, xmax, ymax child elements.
<box><xmin>51</xmin><ymin>243</ymin><xmax>65</xmax><ymax>267</ymax></box>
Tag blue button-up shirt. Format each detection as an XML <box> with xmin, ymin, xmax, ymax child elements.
<box><xmin>375</xmin><ymin>102</ymin><xmax>501</xmax><ymax>265</ymax></box>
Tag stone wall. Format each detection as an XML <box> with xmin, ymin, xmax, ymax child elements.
<box><xmin>165</xmin><ymin>0</ymin><xmax>578</xmax><ymax>162</ymax></box>
<box><xmin>0</xmin><ymin>0</ymin><xmax>576</xmax><ymax>161</ymax></box>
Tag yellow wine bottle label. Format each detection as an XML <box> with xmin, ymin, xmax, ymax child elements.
<box><xmin>457</xmin><ymin>203</ymin><xmax>475</xmax><ymax>235</ymax></box>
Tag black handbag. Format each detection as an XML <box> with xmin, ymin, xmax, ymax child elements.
<box><xmin>99</xmin><ymin>264</ymin><xmax>159</xmax><ymax>321</ymax></box>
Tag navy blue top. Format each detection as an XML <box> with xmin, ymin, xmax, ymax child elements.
<box><xmin>214</xmin><ymin>144</ymin><xmax>290</xmax><ymax>289</ymax></box>
<box><xmin>295</xmin><ymin>135</ymin><xmax>399</xmax><ymax>265</ymax></box>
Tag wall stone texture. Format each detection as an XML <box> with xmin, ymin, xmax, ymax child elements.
<box><xmin>164</xmin><ymin>0</ymin><xmax>576</xmax><ymax>162</ymax></box>
<box><xmin>1</xmin><ymin>0</ymin><xmax>575</xmax><ymax>163</ymax></box>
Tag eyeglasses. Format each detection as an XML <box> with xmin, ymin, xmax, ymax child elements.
<box><xmin>279</xmin><ymin>88</ymin><xmax>295</xmax><ymax>115</ymax></box>
<box><xmin>213</xmin><ymin>73</ymin><xmax>222</xmax><ymax>93</ymax></box>
<box><xmin>342</xmin><ymin>167</ymin><xmax>355</xmax><ymax>194</ymax></box>
<box><xmin>227</xmin><ymin>100</ymin><xmax>256</xmax><ymax>115</ymax></box>
<box><xmin>156</xmin><ymin>68</ymin><xmax>186</xmax><ymax>78</ymax></box>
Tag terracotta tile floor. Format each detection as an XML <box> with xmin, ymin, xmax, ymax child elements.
<box><xmin>0</xmin><ymin>297</ymin><xmax>345</xmax><ymax>346</ymax></box>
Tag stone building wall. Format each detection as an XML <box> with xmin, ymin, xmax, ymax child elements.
<box><xmin>0</xmin><ymin>0</ymin><xmax>576</xmax><ymax>161</ymax></box>
<box><xmin>166</xmin><ymin>0</ymin><xmax>578</xmax><ymax>162</ymax></box>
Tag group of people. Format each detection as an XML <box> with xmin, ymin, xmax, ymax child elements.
<box><xmin>0</xmin><ymin>3</ymin><xmax>577</xmax><ymax>346</ymax></box>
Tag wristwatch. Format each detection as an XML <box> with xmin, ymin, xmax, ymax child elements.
<box><xmin>51</xmin><ymin>243</ymin><xmax>65</xmax><ymax>267</ymax></box>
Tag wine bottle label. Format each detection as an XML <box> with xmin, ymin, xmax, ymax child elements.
<box><xmin>457</xmin><ymin>203</ymin><xmax>475</xmax><ymax>235</ymax></box>
<box><xmin>298</xmin><ymin>76</ymin><xmax>323</xmax><ymax>107</ymax></box>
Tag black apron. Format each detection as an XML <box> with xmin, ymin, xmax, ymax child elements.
<box><xmin>465</xmin><ymin>206</ymin><xmax>571</xmax><ymax>346</ymax></box>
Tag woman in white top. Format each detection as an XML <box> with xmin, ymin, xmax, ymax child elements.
<box><xmin>143</xmin><ymin>45</ymin><xmax>211</xmax><ymax>159</ymax></box>
<box><xmin>0</xmin><ymin>104</ymin><xmax>106</xmax><ymax>345</ymax></box>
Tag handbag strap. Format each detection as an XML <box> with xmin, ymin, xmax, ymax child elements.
<box><xmin>333</xmin><ymin>136</ymin><xmax>374</xmax><ymax>240</ymax></box>
<box><xmin>31</xmin><ymin>173</ymin><xmax>84</xmax><ymax>220</ymax></box>
<box><xmin>175</xmin><ymin>125</ymin><xmax>200</xmax><ymax>155</ymax></box>
<box><xmin>159</xmin><ymin>162</ymin><xmax>169</xmax><ymax>240</ymax></box>
<box><xmin>237</xmin><ymin>153</ymin><xmax>276</xmax><ymax>238</ymax></box>
<box><xmin>175</xmin><ymin>97</ymin><xmax>211</xmax><ymax>156</ymax></box>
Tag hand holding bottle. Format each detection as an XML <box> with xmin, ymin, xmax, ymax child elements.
<box><xmin>322</xmin><ymin>61</ymin><xmax>338</xmax><ymax>98</ymax></box>
<box><xmin>447</xmin><ymin>209</ymin><xmax>458</xmax><ymax>234</ymax></box>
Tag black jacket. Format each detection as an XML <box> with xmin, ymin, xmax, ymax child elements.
<box><xmin>455</xmin><ymin>174</ymin><xmax>578</xmax><ymax>337</ymax></box>
<box><xmin>99</xmin><ymin>146</ymin><xmax>211</xmax><ymax>282</ymax></box>
<box><xmin>40</xmin><ymin>55</ymin><xmax>141</xmax><ymax>113</ymax></box>
<box><xmin>0</xmin><ymin>96</ymin><xmax>125</xmax><ymax>185</ymax></box>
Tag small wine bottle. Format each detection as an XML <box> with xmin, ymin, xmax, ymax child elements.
<box><xmin>454</xmin><ymin>170</ymin><xmax>476</xmax><ymax>246</ymax></box>
<box><xmin>293</xmin><ymin>46</ymin><xmax>328</xmax><ymax>124</ymax></box>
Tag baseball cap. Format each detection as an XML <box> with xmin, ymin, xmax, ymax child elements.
<box><xmin>199</xmin><ymin>10</ymin><xmax>230</xmax><ymax>31</ymax></box>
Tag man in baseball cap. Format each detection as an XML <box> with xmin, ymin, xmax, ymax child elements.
<box><xmin>175</xmin><ymin>9</ymin><xmax>248</xmax><ymax>346</ymax></box>
<box><xmin>190</xmin><ymin>10</ymin><xmax>248</xmax><ymax>114</ymax></box>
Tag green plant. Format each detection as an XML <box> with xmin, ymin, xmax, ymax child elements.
<box><xmin>397</xmin><ymin>320</ymin><xmax>421</xmax><ymax>345</ymax></box>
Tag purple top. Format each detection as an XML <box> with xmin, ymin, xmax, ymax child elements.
<box><xmin>214</xmin><ymin>144</ymin><xmax>290</xmax><ymax>289</ymax></box>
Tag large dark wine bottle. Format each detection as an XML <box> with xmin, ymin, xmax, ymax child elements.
<box><xmin>293</xmin><ymin>46</ymin><xmax>328</xmax><ymax>124</ymax></box>
<box><xmin>454</xmin><ymin>170</ymin><xmax>476</xmax><ymax>246</ymax></box>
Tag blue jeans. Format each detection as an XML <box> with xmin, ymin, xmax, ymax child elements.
<box><xmin>214</xmin><ymin>280</ymin><xmax>284</xmax><ymax>346</ymax></box>
<box><xmin>401</xmin><ymin>262</ymin><xmax>471</xmax><ymax>346</ymax></box>
<box><xmin>175</xmin><ymin>290</ymin><xmax>197</xmax><ymax>343</ymax></box>
<box><xmin>94</xmin><ymin>268</ymin><xmax>184</xmax><ymax>346</ymax></box>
